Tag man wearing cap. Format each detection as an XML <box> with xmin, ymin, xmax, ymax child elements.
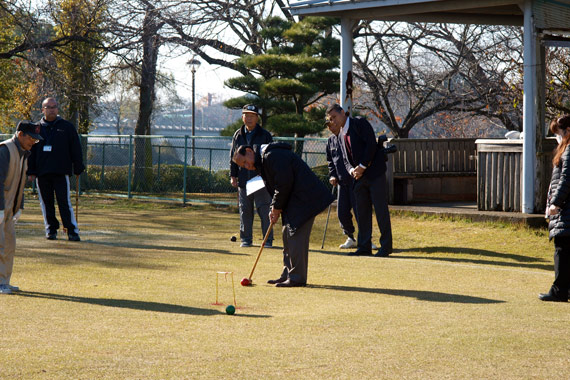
<box><xmin>0</xmin><ymin>121</ymin><xmax>43</xmax><ymax>294</ymax></box>
<box><xmin>27</xmin><ymin>97</ymin><xmax>85</xmax><ymax>241</ymax></box>
<box><xmin>229</xmin><ymin>104</ymin><xmax>274</xmax><ymax>248</ymax></box>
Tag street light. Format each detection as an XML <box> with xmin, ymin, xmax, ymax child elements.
<box><xmin>188</xmin><ymin>57</ymin><xmax>201</xmax><ymax>166</ymax></box>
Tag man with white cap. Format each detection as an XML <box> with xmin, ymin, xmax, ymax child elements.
<box><xmin>0</xmin><ymin>121</ymin><xmax>43</xmax><ymax>294</ymax></box>
<box><xmin>229</xmin><ymin>104</ymin><xmax>274</xmax><ymax>247</ymax></box>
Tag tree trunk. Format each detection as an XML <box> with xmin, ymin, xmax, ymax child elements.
<box><xmin>133</xmin><ymin>9</ymin><xmax>160</xmax><ymax>192</ymax></box>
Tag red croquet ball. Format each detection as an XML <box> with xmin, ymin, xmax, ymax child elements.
<box><xmin>240</xmin><ymin>277</ymin><xmax>251</xmax><ymax>286</ymax></box>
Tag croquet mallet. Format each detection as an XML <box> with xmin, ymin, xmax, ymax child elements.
<box><xmin>242</xmin><ymin>220</ymin><xmax>275</xmax><ymax>286</ymax></box>
<box><xmin>75</xmin><ymin>175</ymin><xmax>79</xmax><ymax>223</ymax></box>
<box><xmin>320</xmin><ymin>185</ymin><xmax>336</xmax><ymax>249</ymax></box>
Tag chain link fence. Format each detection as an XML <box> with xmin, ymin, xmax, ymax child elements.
<box><xmin>1</xmin><ymin>133</ymin><xmax>330</xmax><ymax>205</ymax></box>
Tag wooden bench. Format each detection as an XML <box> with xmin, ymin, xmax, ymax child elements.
<box><xmin>386</xmin><ymin>138</ymin><xmax>477</xmax><ymax>204</ymax></box>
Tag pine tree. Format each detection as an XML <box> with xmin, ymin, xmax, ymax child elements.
<box><xmin>224</xmin><ymin>16</ymin><xmax>339</xmax><ymax>154</ymax></box>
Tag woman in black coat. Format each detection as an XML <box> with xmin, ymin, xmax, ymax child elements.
<box><xmin>541</xmin><ymin>115</ymin><xmax>570</xmax><ymax>302</ymax></box>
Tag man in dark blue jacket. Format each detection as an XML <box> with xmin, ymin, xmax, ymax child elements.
<box><xmin>27</xmin><ymin>98</ymin><xmax>85</xmax><ymax>241</ymax></box>
<box><xmin>229</xmin><ymin>104</ymin><xmax>274</xmax><ymax>248</ymax></box>
<box><xmin>232</xmin><ymin>143</ymin><xmax>335</xmax><ymax>287</ymax></box>
<box><xmin>326</xmin><ymin>104</ymin><xmax>393</xmax><ymax>257</ymax></box>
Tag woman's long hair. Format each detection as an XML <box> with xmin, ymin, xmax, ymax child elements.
<box><xmin>552</xmin><ymin>115</ymin><xmax>570</xmax><ymax>167</ymax></box>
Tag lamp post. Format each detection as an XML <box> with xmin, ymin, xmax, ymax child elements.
<box><xmin>188</xmin><ymin>57</ymin><xmax>201</xmax><ymax>166</ymax></box>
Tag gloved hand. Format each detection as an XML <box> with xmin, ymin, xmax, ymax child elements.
<box><xmin>13</xmin><ymin>210</ymin><xmax>21</xmax><ymax>223</ymax></box>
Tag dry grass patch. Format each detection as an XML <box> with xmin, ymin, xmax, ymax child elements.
<box><xmin>1</xmin><ymin>197</ymin><xmax>568</xmax><ymax>379</ymax></box>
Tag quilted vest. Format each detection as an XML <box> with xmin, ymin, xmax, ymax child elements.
<box><xmin>0</xmin><ymin>137</ymin><xmax>27</xmax><ymax>217</ymax></box>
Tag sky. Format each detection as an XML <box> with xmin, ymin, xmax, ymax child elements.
<box><xmin>160</xmin><ymin>52</ymin><xmax>244</xmax><ymax>105</ymax></box>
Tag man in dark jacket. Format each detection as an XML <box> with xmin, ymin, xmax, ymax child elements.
<box><xmin>326</xmin><ymin>119</ymin><xmax>377</xmax><ymax>250</ymax></box>
<box><xmin>27</xmin><ymin>98</ymin><xmax>85</xmax><ymax>242</ymax></box>
<box><xmin>232</xmin><ymin>142</ymin><xmax>335</xmax><ymax>287</ymax></box>
<box><xmin>229</xmin><ymin>104</ymin><xmax>273</xmax><ymax>247</ymax></box>
<box><xmin>326</xmin><ymin>103</ymin><xmax>393</xmax><ymax>257</ymax></box>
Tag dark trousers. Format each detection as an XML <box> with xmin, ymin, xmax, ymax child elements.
<box><xmin>37</xmin><ymin>174</ymin><xmax>78</xmax><ymax>236</ymax></box>
<box><xmin>551</xmin><ymin>236</ymin><xmax>570</xmax><ymax>300</ymax></box>
<box><xmin>353</xmin><ymin>174</ymin><xmax>392</xmax><ymax>253</ymax></box>
<box><xmin>337</xmin><ymin>182</ymin><xmax>356</xmax><ymax>237</ymax></box>
<box><xmin>280</xmin><ymin>216</ymin><xmax>316</xmax><ymax>284</ymax></box>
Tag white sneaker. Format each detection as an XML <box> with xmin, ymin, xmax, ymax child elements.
<box><xmin>372</xmin><ymin>242</ymin><xmax>378</xmax><ymax>250</ymax></box>
<box><xmin>339</xmin><ymin>237</ymin><xmax>357</xmax><ymax>249</ymax></box>
<box><xmin>0</xmin><ymin>284</ymin><xmax>13</xmax><ymax>294</ymax></box>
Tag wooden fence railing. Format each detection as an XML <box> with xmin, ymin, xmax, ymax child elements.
<box><xmin>390</xmin><ymin>138</ymin><xmax>477</xmax><ymax>175</ymax></box>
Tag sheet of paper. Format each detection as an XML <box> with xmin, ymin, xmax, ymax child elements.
<box><xmin>246</xmin><ymin>175</ymin><xmax>265</xmax><ymax>196</ymax></box>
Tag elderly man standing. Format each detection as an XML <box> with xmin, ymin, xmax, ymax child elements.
<box><xmin>229</xmin><ymin>104</ymin><xmax>274</xmax><ymax>248</ymax></box>
<box><xmin>325</xmin><ymin>117</ymin><xmax>377</xmax><ymax>250</ymax></box>
<box><xmin>27</xmin><ymin>97</ymin><xmax>85</xmax><ymax>242</ymax></box>
<box><xmin>232</xmin><ymin>142</ymin><xmax>335</xmax><ymax>287</ymax></box>
<box><xmin>326</xmin><ymin>103</ymin><xmax>393</xmax><ymax>257</ymax></box>
<box><xmin>0</xmin><ymin>121</ymin><xmax>43</xmax><ymax>294</ymax></box>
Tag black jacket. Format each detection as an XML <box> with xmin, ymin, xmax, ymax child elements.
<box><xmin>547</xmin><ymin>145</ymin><xmax>570</xmax><ymax>239</ymax></box>
<box><xmin>343</xmin><ymin>117</ymin><xmax>387</xmax><ymax>180</ymax></box>
<box><xmin>256</xmin><ymin>143</ymin><xmax>335</xmax><ymax>234</ymax></box>
<box><xmin>27</xmin><ymin>117</ymin><xmax>85</xmax><ymax>177</ymax></box>
<box><xmin>326</xmin><ymin>134</ymin><xmax>352</xmax><ymax>184</ymax></box>
<box><xmin>229</xmin><ymin>124</ymin><xmax>273</xmax><ymax>188</ymax></box>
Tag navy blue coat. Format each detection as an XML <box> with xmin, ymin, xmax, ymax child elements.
<box><xmin>229</xmin><ymin>124</ymin><xmax>273</xmax><ymax>188</ymax></box>
<box><xmin>326</xmin><ymin>134</ymin><xmax>352</xmax><ymax>184</ymax></box>
<box><xmin>343</xmin><ymin>117</ymin><xmax>386</xmax><ymax>180</ymax></box>
<box><xmin>256</xmin><ymin>143</ymin><xmax>334</xmax><ymax>235</ymax></box>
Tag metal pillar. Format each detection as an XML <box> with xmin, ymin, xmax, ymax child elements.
<box><xmin>522</xmin><ymin>0</ymin><xmax>539</xmax><ymax>214</ymax></box>
<box><xmin>340</xmin><ymin>17</ymin><xmax>357</xmax><ymax>115</ymax></box>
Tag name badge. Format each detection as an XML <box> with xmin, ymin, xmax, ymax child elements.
<box><xmin>43</xmin><ymin>145</ymin><xmax>52</xmax><ymax>152</ymax></box>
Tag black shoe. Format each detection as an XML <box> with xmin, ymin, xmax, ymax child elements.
<box><xmin>46</xmin><ymin>233</ymin><xmax>57</xmax><ymax>240</ymax></box>
<box><xmin>538</xmin><ymin>293</ymin><xmax>568</xmax><ymax>302</ymax></box>
<box><xmin>267</xmin><ymin>277</ymin><xmax>287</xmax><ymax>285</ymax></box>
<box><xmin>374</xmin><ymin>247</ymin><xmax>393</xmax><ymax>257</ymax></box>
<box><xmin>68</xmin><ymin>233</ymin><xmax>81</xmax><ymax>242</ymax></box>
<box><xmin>347</xmin><ymin>250</ymin><xmax>372</xmax><ymax>256</ymax></box>
<box><xmin>275</xmin><ymin>279</ymin><xmax>306</xmax><ymax>287</ymax></box>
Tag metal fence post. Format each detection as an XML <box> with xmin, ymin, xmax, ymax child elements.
<box><xmin>101</xmin><ymin>142</ymin><xmax>106</xmax><ymax>189</ymax></box>
<box><xmin>128</xmin><ymin>135</ymin><xmax>133</xmax><ymax>198</ymax></box>
<box><xmin>183</xmin><ymin>135</ymin><xmax>188</xmax><ymax>205</ymax></box>
<box><xmin>209</xmin><ymin>148</ymin><xmax>213</xmax><ymax>192</ymax></box>
<box><xmin>157</xmin><ymin>145</ymin><xmax>161</xmax><ymax>180</ymax></box>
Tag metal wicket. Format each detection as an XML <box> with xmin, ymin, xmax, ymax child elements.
<box><xmin>215</xmin><ymin>271</ymin><xmax>237</xmax><ymax>307</ymax></box>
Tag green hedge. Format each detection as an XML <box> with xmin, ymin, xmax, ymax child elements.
<box><xmin>83</xmin><ymin>164</ymin><xmax>331</xmax><ymax>195</ymax></box>
<box><xmin>84</xmin><ymin>165</ymin><xmax>233</xmax><ymax>193</ymax></box>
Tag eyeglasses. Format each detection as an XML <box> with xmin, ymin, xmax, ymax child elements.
<box><xmin>43</xmin><ymin>105</ymin><xmax>58</xmax><ymax>110</ymax></box>
<box><xmin>25</xmin><ymin>135</ymin><xmax>39</xmax><ymax>144</ymax></box>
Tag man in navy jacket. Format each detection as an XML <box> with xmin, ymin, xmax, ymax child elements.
<box><xmin>229</xmin><ymin>105</ymin><xmax>274</xmax><ymax>247</ymax></box>
<box><xmin>27</xmin><ymin>98</ymin><xmax>85</xmax><ymax>241</ymax></box>
<box><xmin>232</xmin><ymin>143</ymin><xmax>334</xmax><ymax>287</ymax></box>
<box><xmin>326</xmin><ymin>104</ymin><xmax>393</xmax><ymax>257</ymax></box>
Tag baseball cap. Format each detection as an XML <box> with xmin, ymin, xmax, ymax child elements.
<box><xmin>242</xmin><ymin>104</ymin><xmax>260</xmax><ymax>115</ymax></box>
<box><xmin>17</xmin><ymin>121</ymin><xmax>43</xmax><ymax>140</ymax></box>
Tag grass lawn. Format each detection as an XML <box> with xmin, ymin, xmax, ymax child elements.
<box><xmin>1</xmin><ymin>196</ymin><xmax>569</xmax><ymax>379</ymax></box>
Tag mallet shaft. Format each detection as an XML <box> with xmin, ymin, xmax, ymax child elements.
<box><xmin>248</xmin><ymin>221</ymin><xmax>275</xmax><ymax>280</ymax></box>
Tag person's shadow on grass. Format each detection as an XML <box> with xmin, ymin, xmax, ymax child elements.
<box><xmin>16</xmin><ymin>291</ymin><xmax>270</xmax><ymax>318</ymax></box>
<box><xmin>318</xmin><ymin>246</ymin><xmax>551</xmax><ymax>271</ymax></box>
<box><xmin>309</xmin><ymin>284</ymin><xmax>505</xmax><ymax>304</ymax></box>
<box><xmin>393</xmin><ymin>246</ymin><xmax>551</xmax><ymax>271</ymax></box>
